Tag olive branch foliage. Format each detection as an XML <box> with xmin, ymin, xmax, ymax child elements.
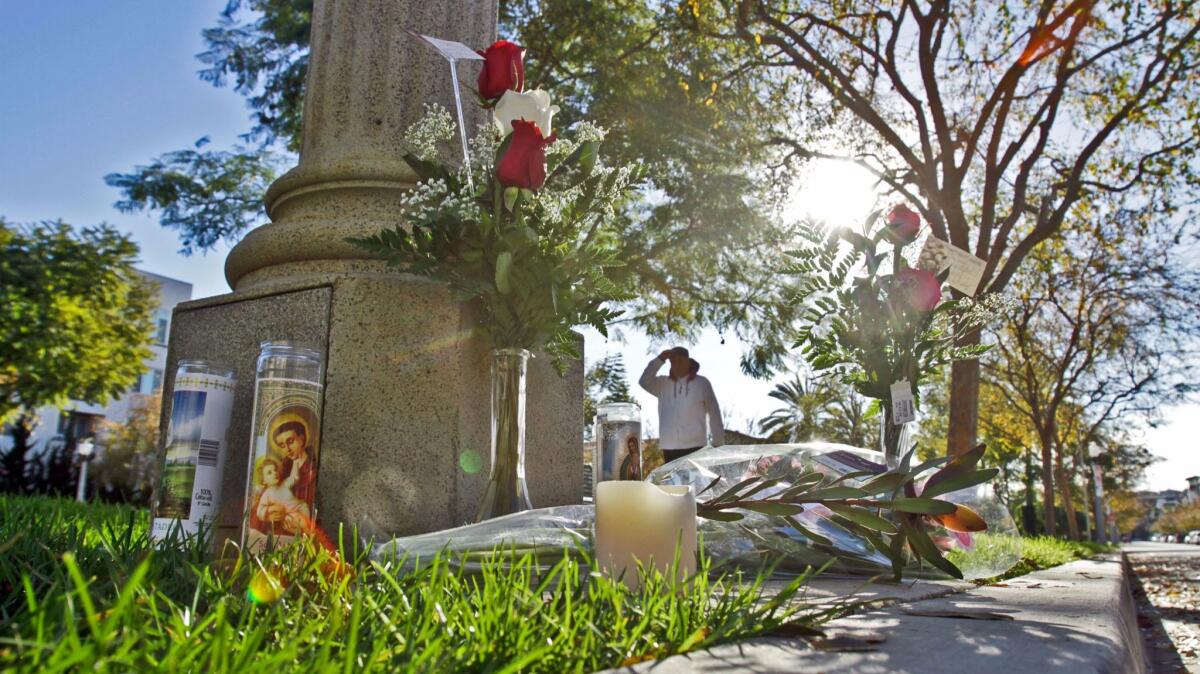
<box><xmin>349</xmin><ymin>109</ymin><xmax>640</xmax><ymax>368</ymax></box>
<box><xmin>695</xmin><ymin>443</ymin><xmax>999</xmax><ymax>580</ymax></box>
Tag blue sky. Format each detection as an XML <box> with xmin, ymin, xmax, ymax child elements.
<box><xmin>4</xmin><ymin>1</ymin><xmax>1198</xmax><ymax>491</ymax></box>
<box><xmin>0</xmin><ymin>0</ymin><xmax>241</xmax><ymax>297</ymax></box>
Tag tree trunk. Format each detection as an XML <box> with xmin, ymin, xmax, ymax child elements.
<box><xmin>1040</xmin><ymin>433</ymin><xmax>1057</xmax><ymax>537</ymax></box>
<box><xmin>947</xmin><ymin>328</ymin><xmax>982</xmax><ymax>456</ymax></box>
<box><xmin>1023</xmin><ymin>448</ymin><xmax>1038</xmax><ymax>534</ymax></box>
<box><xmin>1055</xmin><ymin>446</ymin><xmax>1080</xmax><ymax>540</ymax></box>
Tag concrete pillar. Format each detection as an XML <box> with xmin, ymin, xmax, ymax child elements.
<box><xmin>159</xmin><ymin>0</ymin><xmax>583</xmax><ymax>547</ymax></box>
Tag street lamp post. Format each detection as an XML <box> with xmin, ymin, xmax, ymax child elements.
<box><xmin>76</xmin><ymin>438</ymin><xmax>95</xmax><ymax>503</ymax></box>
<box><xmin>1088</xmin><ymin>445</ymin><xmax>1106</xmax><ymax>545</ymax></box>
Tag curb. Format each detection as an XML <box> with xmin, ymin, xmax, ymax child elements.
<box><xmin>599</xmin><ymin>556</ymin><xmax>1145</xmax><ymax>673</ymax></box>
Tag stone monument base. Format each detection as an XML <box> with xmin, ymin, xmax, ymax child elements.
<box><xmin>160</xmin><ymin>271</ymin><xmax>584</xmax><ymax>548</ymax></box>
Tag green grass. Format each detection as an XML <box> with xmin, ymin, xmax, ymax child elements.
<box><xmin>0</xmin><ymin>495</ymin><xmax>822</xmax><ymax>673</ymax></box>
<box><xmin>950</xmin><ymin>534</ymin><xmax>1115</xmax><ymax>584</ymax></box>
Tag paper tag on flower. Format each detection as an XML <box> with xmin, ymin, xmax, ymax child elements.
<box><xmin>890</xmin><ymin>379</ymin><xmax>916</xmax><ymax>425</ymax></box>
<box><xmin>406</xmin><ymin>30</ymin><xmax>485</xmax><ymax>61</ymax></box>
<box><xmin>916</xmin><ymin>236</ymin><xmax>986</xmax><ymax>297</ymax></box>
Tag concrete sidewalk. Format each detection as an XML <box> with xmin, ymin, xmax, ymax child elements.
<box><xmin>600</xmin><ymin>558</ymin><xmax>1144</xmax><ymax>673</ymax></box>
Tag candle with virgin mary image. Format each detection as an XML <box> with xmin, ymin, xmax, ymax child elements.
<box><xmin>594</xmin><ymin>402</ymin><xmax>643</xmax><ymax>483</ymax></box>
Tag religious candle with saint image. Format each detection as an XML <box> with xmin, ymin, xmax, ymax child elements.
<box><xmin>594</xmin><ymin>481</ymin><xmax>697</xmax><ymax>590</ymax></box>
<box><xmin>243</xmin><ymin>341</ymin><xmax>325</xmax><ymax>553</ymax></box>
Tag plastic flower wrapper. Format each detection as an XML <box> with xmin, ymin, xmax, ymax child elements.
<box><xmin>369</xmin><ymin>443</ymin><xmax>1018</xmax><ymax>581</ymax></box>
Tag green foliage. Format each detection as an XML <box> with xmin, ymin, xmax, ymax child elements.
<box><xmin>93</xmin><ymin>393</ymin><xmax>161</xmax><ymax>505</ymax></box>
<box><xmin>788</xmin><ymin>214</ymin><xmax>989</xmax><ymax>414</ymax></box>
<box><xmin>0</xmin><ymin>220</ymin><xmax>155</xmax><ymax>421</ymax></box>
<box><xmin>757</xmin><ymin>375</ymin><xmax>876</xmax><ymax>446</ymax></box>
<box><xmin>104</xmin><ymin>0</ymin><xmax>1200</xmax><ymax>394</ymax></box>
<box><xmin>1152</xmin><ymin>501</ymin><xmax>1200</xmax><ymax>536</ymax></box>
<box><xmin>349</xmin><ymin>114</ymin><xmax>636</xmax><ymax>366</ymax></box>
<box><xmin>505</xmin><ymin>0</ymin><xmax>804</xmax><ymax>356</ymax></box>
<box><xmin>108</xmin><ymin>1</ymin><xmax>808</xmax><ymax>362</ymax></box>
<box><xmin>198</xmin><ymin>0</ymin><xmax>313</xmax><ymax>151</ymax></box>
<box><xmin>584</xmin><ymin>353</ymin><xmax>633</xmax><ymax>427</ymax></box>
<box><xmin>0</xmin><ymin>495</ymin><xmax>822</xmax><ymax>672</ymax></box>
<box><xmin>104</xmin><ymin>143</ymin><xmax>279</xmax><ymax>255</ymax></box>
<box><xmin>954</xmin><ymin>535</ymin><xmax>1114</xmax><ymax>584</ymax></box>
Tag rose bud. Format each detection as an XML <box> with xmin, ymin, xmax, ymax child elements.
<box><xmin>892</xmin><ymin>267</ymin><xmax>942</xmax><ymax>312</ymax></box>
<box><xmin>496</xmin><ymin>119</ymin><xmax>554</xmax><ymax>190</ymax></box>
<box><xmin>885</xmin><ymin>204</ymin><xmax>921</xmax><ymax>244</ymax></box>
<box><xmin>477</xmin><ymin>40</ymin><xmax>525</xmax><ymax>100</ymax></box>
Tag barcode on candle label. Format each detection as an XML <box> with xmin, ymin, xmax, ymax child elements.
<box><xmin>890</xmin><ymin>379</ymin><xmax>916</xmax><ymax>424</ymax></box>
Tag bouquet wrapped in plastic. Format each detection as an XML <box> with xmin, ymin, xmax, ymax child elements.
<box><xmin>371</xmin><ymin>442</ymin><xmax>1019</xmax><ymax>581</ymax></box>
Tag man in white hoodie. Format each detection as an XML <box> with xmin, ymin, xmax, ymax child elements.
<box><xmin>639</xmin><ymin>347</ymin><xmax>725</xmax><ymax>463</ymax></box>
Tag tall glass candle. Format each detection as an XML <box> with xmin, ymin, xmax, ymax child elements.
<box><xmin>152</xmin><ymin>360</ymin><xmax>236</xmax><ymax>546</ymax></box>
<box><xmin>594</xmin><ymin>481</ymin><xmax>696</xmax><ymax>590</ymax></box>
<box><xmin>243</xmin><ymin>341</ymin><xmax>325</xmax><ymax>553</ymax></box>
<box><xmin>594</xmin><ymin>402</ymin><xmax>643</xmax><ymax>483</ymax></box>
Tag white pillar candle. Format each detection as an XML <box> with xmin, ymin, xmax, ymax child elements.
<box><xmin>595</xmin><ymin>481</ymin><xmax>697</xmax><ymax>590</ymax></box>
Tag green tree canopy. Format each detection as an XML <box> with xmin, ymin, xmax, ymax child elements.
<box><xmin>104</xmin><ymin>0</ymin><xmax>808</xmax><ymax>371</ymax></box>
<box><xmin>0</xmin><ymin>219</ymin><xmax>156</xmax><ymax>421</ymax></box>
<box><xmin>584</xmin><ymin>352</ymin><xmax>634</xmax><ymax>436</ymax></box>
<box><xmin>106</xmin><ymin>1</ymin><xmax>1200</xmax><ymax>452</ymax></box>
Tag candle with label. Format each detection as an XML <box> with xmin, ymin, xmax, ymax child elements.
<box><xmin>152</xmin><ymin>360</ymin><xmax>236</xmax><ymax>546</ymax></box>
<box><xmin>594</xmin><ymin>481</ymin><xmax>696</xmax><ymax>590</ymax></box>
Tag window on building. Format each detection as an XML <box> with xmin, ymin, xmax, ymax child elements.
<box><xmin>138</xmin><ymin>369</ymin><xmax>164</xmax><ymax>395</ymax></box>
<box><xmin>57</xmin><ymin>411</ymin><xmax>100</xmax><ymax>441</ymax></box>
<box><xmin>155</xmin><ymin>316</ymin><xmax>169</xmax><ymax>345</ymax></box>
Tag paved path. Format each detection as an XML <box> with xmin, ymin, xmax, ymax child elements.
<box><xmin>1127</xmin><ymin>542</ymin><xmax>1200</xmax><ymax>556</ymax></box>
<box><xmin>600</xmin><ymin>558</ymin><xmax>1143</xmax><ymax>673</ymax></box>
<box><xmin>1125</xmin><ymin>542</ymin><xmax>1200</xmax><ymax>672</ymax></box>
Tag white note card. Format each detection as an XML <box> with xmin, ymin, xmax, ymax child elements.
<box><xmin>407</xmin><ymin>30</ymin><xmax>485</xmax><ymax>61</ymax></box>
<box><xmin>890</xmin><ymin>379</ymin><xmax>916</xmax><ymax>425</ymax></box>
<box><xmin>916</xmin><ymin>236</ymin><xmax>986</xmax><ymax>297</ymax></box>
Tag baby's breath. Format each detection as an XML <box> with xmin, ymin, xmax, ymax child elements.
<box><xmin>469</xmin><ymin>123</ymin><xmax>503</xmax><ymax>167</ymax></box>
<box><xmin>573</xmin><ymin>121</ymin><xmax>608</xmax><ymax>143</ymax></box>
<box><xmin>404</xmin><ymin>104</ymin><xmax>456</xmax><ymax>161</ymax></box>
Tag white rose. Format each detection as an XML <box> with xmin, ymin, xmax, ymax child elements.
<box><xmin>493</xmin><ymin>89</ymin><xmax>559</xmax><ymax>138</ymax></box>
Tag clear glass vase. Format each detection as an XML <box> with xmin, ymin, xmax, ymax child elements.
<box><xmin>476</xmin><ymin>348</ymin><xmax>533</xmax><ymax>521</ymax></box>
<box><xmin>880</xmin><ymin>405</ymin><xmax>913</xmax><ymax>470</ymax></box>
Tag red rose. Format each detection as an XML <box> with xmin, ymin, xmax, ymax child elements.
<box><xmin>477</xmin><ymin>40</ymin><xmax>525</xmax><ymax>100</ymax></box>
<box><xmin>496</xmin><ymin>119</ymin><xmax>554</xmax><ymax>190</ymax></box>
<box><xmin>892</xmin><ymin>267</ymin><xmax>942</xmax><ymax>312</ymax></box>
<box><xmin>885</xmin><ymin>204</ymin><xmax>921</xmax><ymax>243</ymax></box>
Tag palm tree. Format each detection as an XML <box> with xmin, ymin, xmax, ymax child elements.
<box><xmin>758</xmin><ymin>376</ymin><xmax>832</xmax><ymax>442</ymax></box>
<box><xmin>823</xmin><ymin>391</ymin><xmax>877</xmax><ymax>448</ymax></box>
<box><xmin>759</xmin><ymin>376</ymin><xmax>878</xmax><ymax>447</ymax></box>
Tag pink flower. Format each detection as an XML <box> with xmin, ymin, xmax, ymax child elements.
<box><xmin>892</xmin><ymin>268</ymin><xmax>942</xmax><ymax>312</ymax></box>
<box><xmin>885</xmin><ymin>204</ymin><xmax>921</xmax><ymax>244</ymax></box>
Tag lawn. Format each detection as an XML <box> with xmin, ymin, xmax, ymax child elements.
<box><xmin>0</xmin><ymin>495</ymin><xmax>816</xmax><ymax>673</ymax></box>
<box><xmin>0</xmin><ymin>495</ymin><xmax>1114</xmax><ymax>672</ymax></box>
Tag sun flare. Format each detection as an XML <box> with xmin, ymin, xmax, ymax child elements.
<box><xmin>784</xmin><ymin>159</ymin><xmax>883</xmax><ymax>229</ymax></box>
